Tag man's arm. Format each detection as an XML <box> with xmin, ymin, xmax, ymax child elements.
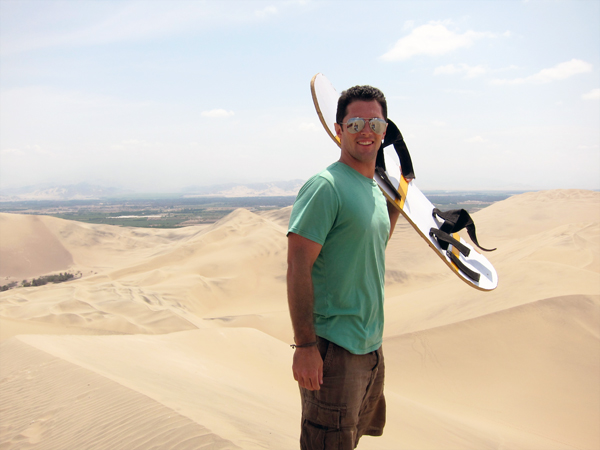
<box><xmin>287</xmin><ymin>232</ymin><xmax>323</xmax><ymax>391</ymax></box>
<box><xmin>387</xmin><ymin>202</ymin><xmax>401</xmax><ymax>238</ymax></box>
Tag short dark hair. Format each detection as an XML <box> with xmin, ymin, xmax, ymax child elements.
<box><xmin>336</xmin><ymin>85</ymin><xmax>387</xmax><ymax>124</ymax></box>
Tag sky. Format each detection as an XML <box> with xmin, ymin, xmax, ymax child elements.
<box><xmin>1</xmin><ymin>0</ymin><xmax>599</xmax><ymax>192</ymax></box>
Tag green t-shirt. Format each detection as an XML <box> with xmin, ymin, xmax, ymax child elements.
<box><xmin>288</xmin><ymin>162</ymin><xmax>390</xmax><ymax>354</ymax></box>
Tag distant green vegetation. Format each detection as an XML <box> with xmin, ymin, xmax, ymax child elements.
<box><xmin>51</xmin><ymin>212</ymin><xmax>189</xmax><ymax>228</ymax></box>
<box><xmin>1</xmin><ymin>272</ymin><xmax>79</xmax><ymax>292</ymax></box>
<box><xmin>0</xmin><ymin>192</ymin><xmax>523</xmax><ymax>229</ymax></box>
<box><xmin>0</xmin><ymin>196</ymin><xmax>298</xmax><ymax>228</ymax></box>
<box><xmin>0</xmin><ymin>281</ymin><xmax>18</xmax><ymax>292</ymax></box>
<box><xmin>50</xmin><ymin>206</ymin><xmax>275</xmax><ymax>228</ymax></box>
<box><xmin>22</xmin><ymin>272</ymin><xmax>75</xmax><ymax>287</ymax></box>
<box><xmin>425</xmin><ymin>191</ymin><xmax>522</xmax><ymax>213</ymax></box>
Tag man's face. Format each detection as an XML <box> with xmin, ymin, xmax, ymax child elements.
<box><xmin>334</xmin><ymin>100</ymin><xmax>386</xmax><ymax>168</ymax></box>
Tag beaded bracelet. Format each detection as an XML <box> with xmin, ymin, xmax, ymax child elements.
<box><xmin>290</xmin><ymin>341</ymin><xmax>317</xmax><ymax>349</ymax></box>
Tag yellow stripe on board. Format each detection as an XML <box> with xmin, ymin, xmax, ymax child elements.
<box><xmin>452</xmin><ymin>233</ymin><xmax>461</xmax><ymax>259</ymax></box>
<box><xmin>447</xmin><ymin>232</ymin><xmax>461</xmax><ymax>273</ymax></box>
<box><xmin>399</xmin><ymin>175</ymin><xmax>409</xmax><ymax>209</ymax></box>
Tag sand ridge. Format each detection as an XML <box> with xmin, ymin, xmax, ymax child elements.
<box><xmin>0</xmin><ymin>338</ymin><xmax>241</xmax><ymax>449</ymax></box>
<box><xmin>0</xmin><ymin>189</ymin><xmax>599</xmax><ymax>449</ymax></box>
<box><xmin>0</xmin><ymin>214</ymin><xmax>74</xmax><ymax>280</ymax></box>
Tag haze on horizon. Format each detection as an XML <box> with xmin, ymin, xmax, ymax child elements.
<box><xmin>1</xmin><ymin>0</ymin><xmax>598</xmax><ymax>193</ymax></box>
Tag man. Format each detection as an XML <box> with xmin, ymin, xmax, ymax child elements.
<box><xmin>287</xmin><ymin>84</ymin><xmax>400</xmax><ymax>449</ymax></box>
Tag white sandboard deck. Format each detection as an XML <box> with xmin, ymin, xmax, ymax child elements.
<box><xmin>311</xmin><ymin>73</ymin><xmax>498</xmax><ymax>291</ymax></box>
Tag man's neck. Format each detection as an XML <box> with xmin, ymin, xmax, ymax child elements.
<box><xmin>338</xmin><ymin>156</ymin><xmax>376</xmax><ymax>179</ymax></box>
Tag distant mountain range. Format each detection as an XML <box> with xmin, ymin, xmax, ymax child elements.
<box><xmin>0</xmin><ymin>183</ymin><xmax>131</xmax><ymax>201</ymax></box>
<box><xmin>0</xmin><ymin>181</ymin><xmax>304</xmax><ymax>201</ymax></box>
<box><xmin>181</xmin><ymin>180</ymin><xmax>304</xmax><ymax>198</ymax></box>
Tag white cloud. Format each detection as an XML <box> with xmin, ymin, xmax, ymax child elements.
<box><xmin>201</xmin><ymin>109</ymin><xmax>235</xmax><ymax>118</ymax></box>
<box><xmin>30</xmin><ymin>144</ymin><xmax>53</xmax><ymax>155</ymax></box>
<box><xmin>110</xmin><ymin>139</ymin><xmax>158</xmax><ymax>151</ymax></box>
<box><xmin>434</xmin><ymin>64</ymin><xmax>462</xmax><ymax>75</ymax></box>
<box><xmin>0</xmin><ymin>148</ymin><xmax>24</xmax><ymax>155</ymax></box>
<box><xmin>582</xmin><ymin>88</ymin><xmax>600</xmax><ymax>100</ymax></box>
<box><xmin>491</xmin><ymin>59</ymin><xmax>593</xmax><ymax>85</ymax></box>
<box><xmin>434</xmin><ymin>63</ymin><xmax>488</xmax><ymax>78</ymax></box>
<box><xmin>299</xmin><ymin>122</ymin><xmax>318</xmax><ymax>131</ymax></box>
<box><xmin>465</xmin><ymin>136</ymin><xmax>487</xmax><ymax>143</ymax></box>
<box><xmin>432</xmin><ymin>120</ymin><xmax>447</xmax><ymax>127</ymax></box>
<box><xmin>0</xmin><ymin>2</ymin><xmax>213</xmax><ymax>56</ymax></box>
<box><xmin>255</xmin><ymin>6</ymin><xmax>278</xmax><ymax>18</ymax></box>
<box><xmin>444</xmin><ymin>89</ymin><xmax>477</xmax><ymax>95</ymax></box>
<box><xmin>380</xmin><ymin>21</ymin><xmax>500</xmax><ymax>61</ymax></box>
<box><xmin>1</xmin><ymin>144</ymin><xmax>55</xmax><ymax>156</ymax></box>
<box><xmin>403</xmin><ymin>20</ymin><xmax>416</xmax><ymax>31</ymax></box>
<box><xmin>0</xmin><ymin>1</ymin><xmax>301</xmax><ymax>56</ymax></box>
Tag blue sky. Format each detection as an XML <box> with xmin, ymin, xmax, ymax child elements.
<box><xmin>1</xmin><ymin>0</ymin><xmax>598</xmax><ymax>192</ymax></box>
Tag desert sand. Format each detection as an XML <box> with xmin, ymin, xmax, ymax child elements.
<box><xmin>0</xmin><ymin>189</ymin><xmax>599</xmax><ymax>449</ymax></box>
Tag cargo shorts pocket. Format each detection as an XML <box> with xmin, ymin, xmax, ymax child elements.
<box><xmin>317</xmin><ymin>336</ymin><xmax>336</xmax><ymax>376</ymax></box>
<box><xmin>301</xmin><ymin>398</ymin><xmax>346</xmax><ymax>449</ymax></box>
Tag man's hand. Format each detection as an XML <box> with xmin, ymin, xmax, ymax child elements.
<box><xmin>293</xmin><ymin>346</ymin><xmax>323</xmax><ymax>391</ymax></box>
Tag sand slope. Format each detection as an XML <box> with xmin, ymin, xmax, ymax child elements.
<box><xmin>383</xmin><ymin>294</ymin><xmax>599</xmax><ymax>450</ymax></box>
<box><xmin>0</xmin><ymin>339</ymin><xmax>240</xmax><ymax>450</ymax></box>
<box><xmin>0</xmin><ymin>214</ymin><xmax>74</xmax><ymax>280</ymax></box>
<box><xmin>0</xmin><ymin>209</ymin><xmax>289</xmax><ymax>338</ymax></box>
<box><xmin>1</xmin><ymin>189</ymin><xmax>599</xmax><ymax>449</ymax></box>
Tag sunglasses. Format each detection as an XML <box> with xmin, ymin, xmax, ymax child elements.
<box><xmin>340</xmin><ymin>117</ymin><xmax>388</xmax><ymax>135</ymax></box>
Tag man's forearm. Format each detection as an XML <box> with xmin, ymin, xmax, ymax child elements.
<box><xmin>287</xmin><ymin>260</ymin><xmax>324</xmax><ymax>391</ymax></box>
<box><xmin>287</xmin><ymin>265</ymin><xmax>316</xmax><ymax>345</ymax></box>
<box><xmin>286</xmin><ymin>234</ymin><xmax>325</xmax><ymax>390</ymax></box>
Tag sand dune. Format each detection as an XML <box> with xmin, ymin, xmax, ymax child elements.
<box><xmin>0</xmin><ymin>212</ymin><xmax>203</xmax><ymax>281</ymax></box>
<box><xmin>0</xmin><ymin>214</ymin><xmax>74</xmax><ymax>280</ymax></box>
<box><xmin>384</xmin><ymin>294</ymin><xmax>599</xmax><ymax>449</ymax></box>
<box><xmin>0</xmin><ymin>338</ymin><xmax>240</xmax><ymax>449</ymax></box>
<box><xmin>0</xmin><ymin>209</ymin><xmax>289</xmax><ymax>338</ymax></box>
<box><xmin>1</xmin><ymin>189</ymin><xmax>599</xmax><ymax>449</ymax></box>
<box><xmin>2</xmin><ymin>329</ymin><xmax>298</xmax><ymax>449</ymax></box>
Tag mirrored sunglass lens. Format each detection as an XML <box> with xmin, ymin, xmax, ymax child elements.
<box><xmin>369</xmin><ymin>119</ymin><xmax>387</xmax><ymax>134</ymax></box>
<box><xmin>346</xmin><ymin>118</ymin><xmax>365</xmax><ymax>133</ymax></box>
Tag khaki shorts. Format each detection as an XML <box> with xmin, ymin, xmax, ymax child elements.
<box><xmin>299</xmin><ymin>336</ymin><xmax>386</xmax><ymax>449</ymax></box>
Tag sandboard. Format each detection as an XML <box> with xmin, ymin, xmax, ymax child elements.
<box><xmin>311</xmin><ymin>73</ymin><xmax>498</xmax><ymax>291</ymax></box>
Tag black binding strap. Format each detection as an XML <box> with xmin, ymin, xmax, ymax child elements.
<box><xmin>376</xmin><ymin>119</ymin><xmax>415</xmax><ymax>180</ymax></box>
<box><xmin>446</xmin><ymin>251</ymin><xmax>481</xmax><ymax>282</ymax></box>
<box><xmin>432</xmin><ymin>208</ymin><xmax>496</xmax><ymax>252</ymax></box>
<box><xmin>429</xmin><ymin>228</ymin><xmax>470</xmax><ymax>257</ymax></box>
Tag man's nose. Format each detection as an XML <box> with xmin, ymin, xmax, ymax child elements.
<box><xmin>360</xmin><ymin>120</ymin><xmax>374</xmax><ymax>135</ymax></box>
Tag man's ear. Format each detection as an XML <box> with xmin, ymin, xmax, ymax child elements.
<box><xmin>334</xmin><ymin>123</ymin><xmax>342</xmax><ymax>139</ymax></box>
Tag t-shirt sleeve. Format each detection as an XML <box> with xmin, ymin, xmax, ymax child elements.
<box><xmin>287</xmin><ymin>176</ymin><xmax>339</xmax><ymax>246</ymax></box>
